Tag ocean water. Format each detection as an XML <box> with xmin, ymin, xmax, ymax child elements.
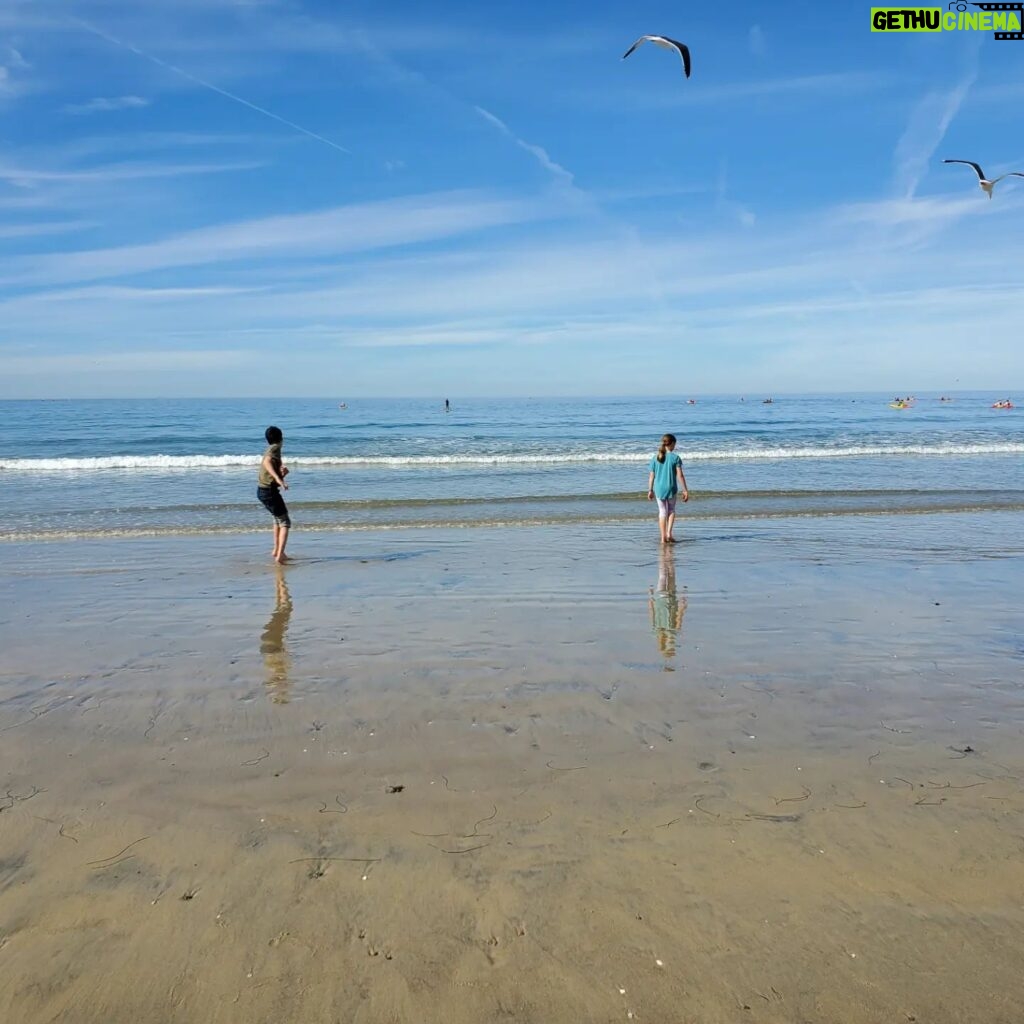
<box><xmin>1</xmin><ymin>394</ymin><xmax>1022</xmax><ymax>540</ymax></box>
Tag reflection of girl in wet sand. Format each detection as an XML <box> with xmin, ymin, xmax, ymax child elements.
<box><xmin>260</xmin><ymin>571</ymin><xmax>293</xmax><ymax>704</ymax></box>
<box><xmin>649</xmin><ymin>545</ymin><xmax>686</xmax><ymax>666</ymax></box>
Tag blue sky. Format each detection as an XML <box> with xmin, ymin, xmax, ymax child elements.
<box><xmin>1</xmin><ymin>0</ymin><xmax>1023</xmax><ymax>397</ymax></box>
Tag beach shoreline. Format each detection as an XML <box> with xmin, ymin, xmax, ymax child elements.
<box><xmin>2</xmin><ymin>520</ymin><xmax>1023</xmax><ymax>1022</ymax></box>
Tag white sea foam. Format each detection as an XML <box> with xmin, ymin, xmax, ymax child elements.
<box><xmin>3</xmin><ymin>443</ymin><xmax>1024</xmax><ymax>473</ymax></box>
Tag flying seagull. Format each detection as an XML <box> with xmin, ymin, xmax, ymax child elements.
<box><xmin>943</xmin><ymin>159</ymin><xmax>1024</xmax><ymax>199</ymax></box>
<box><xmin>622</xmin><ymin>35</ymin><xmax>691</xmax><ymax>78</ymax></box>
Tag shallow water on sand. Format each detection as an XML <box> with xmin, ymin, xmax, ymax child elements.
<box><xmin>1</xmin><ymin>516</ymin><xmax>1023</xmax><ymax>1022</ymax></box>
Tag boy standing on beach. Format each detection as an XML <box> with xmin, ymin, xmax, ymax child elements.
<box><xmin>257</xmin><ymin>426</ymin><xmax>291</xmax><ymax>564</ymax></box>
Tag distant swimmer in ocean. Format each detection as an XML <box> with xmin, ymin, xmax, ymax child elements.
<box><xmin>257</xmin><ymin>425</ymin><xmax>291</xmax><ymax>564</ymax></box>
<box><xmin>649</xmin><ymin>545</ymin><xmax>686</xmax><ymax>666</ymax></box>
<box><xmin>647</xmin><ymin>433</ymin><xmax>689</xmax><ymax>545</ymax></box>
<box><xmin>445</xmin><ymin>398</ymin><xmax>450</xmax><ymax>413</ymax></box>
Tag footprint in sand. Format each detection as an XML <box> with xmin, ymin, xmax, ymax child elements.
<box><xmin>357</xmin><ymin>929</ymin><xmax>393</xmax><ymax>960</ymax></box>
<box><xmin>481</xmin><ymin>922</ymin><xmax>527</xmax><ymax>964</ymax></box>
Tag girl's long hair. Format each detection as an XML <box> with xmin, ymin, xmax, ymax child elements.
<box><xmin>656</xmin><ymin>433</ymin><xmax>676</xmax><ymax>463</ymax></box>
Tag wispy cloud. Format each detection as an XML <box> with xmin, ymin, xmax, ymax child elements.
<box><xmin>0</xmin><ymin>193</ymin><xmax>61</xmax><ymax>211</ymax></box>
<box><xmin>5</xmin><ymin>45</ymin><xmax>29</xmax><ymax>69</ymax></box>
<box><xmin>748</xmin><ymin>25</ymin><xmax>766</xmax><ymax>57</ymax></box>
<box><xmin>581</xmin><ymin>71</ymin><xmax>893</xmax><ymax>110</ymax></box>
<box><xmin>0</xmin><ymin>220</ymin><xmax>95</xmax><ymax>240</ymax></box>
<box><xmin>63</xmin><ymin>94</ymin><xmax>150</xmax><ymax>114</ymax></box>
<box><xmin>32</xmin><ymin>131</ymin><xmax>288</xmax><ymax>164</ymax></box>
<box><xmin>0</xmin><ymin>44</ymin><xmax>32</xmax><ymax>99</ymax></box>
<box><xmin>8</xmin><ymin>190</ymin><xmax>1019</xmax><ymax>330</ymax></box>
<box><xmin>4</xmin><ymin>349</ymin><xmax>248</xmax><ymax>379</ymax></box>
<box><xmin>70</xmin><ymin>15</ymin><xmax>353</xmax><ymax>156</ymax></box>
<box><xmin>1</xmin><ymin>190</ymin><xmax>565</xmax><ymax>288</ymax></box>
<box><xmin>473</xmin><ymin>106</ymin><xmax>575</xmax><ymax>188</ymax></box>
<box><xmin>715</xmin><ymin>159</ymin><xmax>756</xmax><ymax>228</ymax></box>
<box><xmin>830</xmin><ymin>193</ymin><xmax>1002</xmax><ymax>229</ymax></box>
<box><xmin>0</xmin><ymin>159</ymin><xmax>263</xmax><ymax>187</ymax></box>
<box><xmin>893</xmin><ymin>70</ymin><xmax>977</xmax><ymax>200</ymax></box>
<box><xmin>5</xmin><ymin>185</ymin><xmax>1023</xmax><ymax>394</ymax></box>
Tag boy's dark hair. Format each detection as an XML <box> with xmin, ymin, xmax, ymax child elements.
<box><xmin>265</xmin><ymin>425</ymin><xmax>283</xmax><ymax>445</ymax></box>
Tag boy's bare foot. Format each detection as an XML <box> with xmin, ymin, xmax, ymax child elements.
<box><xmin>275</xmin><ymin>554</ymin><xmax>290</xmax><ymax>564</ymax></box>
<box><xmin>666</xmin><ymin>537</ymin><xmax>677</xmax><ymax>544</ymax></box>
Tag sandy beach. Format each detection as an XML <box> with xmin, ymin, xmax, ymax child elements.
<box><xmin>2</xmin><ymin>516</ymin><xmax>1024</xmax><ymax>1023</ymax></box>
<box><xmin>4</xmin><ymin>0</ymin><xmax>1024</xmax><ymax>1005</ymax></box>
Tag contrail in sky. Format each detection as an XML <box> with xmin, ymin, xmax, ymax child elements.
<box><xmin>69</xmin><ymin>16</ymin><xmax>352</xmax><ymax>157</ymax></box>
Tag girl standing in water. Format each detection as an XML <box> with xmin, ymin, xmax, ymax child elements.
<box><xmin>647</xmin><ymin>433</ymin><xmax>689</xmax><ymax>544</ymax></box>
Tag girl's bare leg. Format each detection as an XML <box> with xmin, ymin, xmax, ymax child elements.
<box><xmin>666</xmin><ymin>511</ymin><xmax>677</xmax><ymax>542</ymax></box>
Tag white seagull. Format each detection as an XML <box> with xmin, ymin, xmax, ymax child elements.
<box><xmin>622</xmin><ymin>35</ymin><xmax>691</xmax><ymax>78</ymax></box>
<box><xmin>943</xmin><ymin>159</ymin><xmax>1024</xmax><ymax>199</ymax></box>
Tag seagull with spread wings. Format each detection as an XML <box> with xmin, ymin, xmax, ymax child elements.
<box><xmin>622</xmin><ymin>35</ymin><xmax>691</xmax><ymax>78</ymax></box>
<box><xmin>943</xmin><ymin>159</ymin><xmax>1024</xmax><ymax>199</ymax></box>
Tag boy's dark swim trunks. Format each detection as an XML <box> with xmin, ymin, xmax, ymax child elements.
<box><xmin>257</xmin><ymin>485</ymin><xmax>291</xmax><ymax>528</ymax></box>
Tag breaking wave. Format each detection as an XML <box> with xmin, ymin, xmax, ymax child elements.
<box><xmin>4</xmin><ymin>442</ymin><xmax>1024</xmax><ymax>473</ymax></box>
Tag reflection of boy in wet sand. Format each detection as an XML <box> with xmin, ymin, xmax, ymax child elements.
<box><xmin>649</xmin><ymin>546</ymin><xmax>686</xmax><ymax>664</ymax></box>
<box><xmin>260</xmin><ymin>571</ymin><xmax>293</xmax><ymax>704</ymax></box>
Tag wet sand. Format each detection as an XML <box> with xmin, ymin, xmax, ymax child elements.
<box><xmin>2</xmin><ymin>517</ymin><xmax>1024</xmax><ymax>1023</ymax></box>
